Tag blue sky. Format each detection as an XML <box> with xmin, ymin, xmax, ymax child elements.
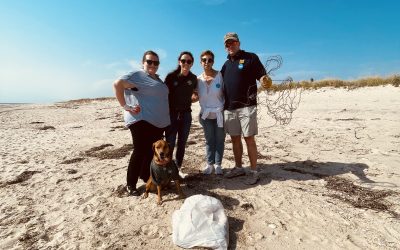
<box><xmin>1</xmin><ymin>0</ymin><xmax>399</xmax><ymax>103</ymax></box>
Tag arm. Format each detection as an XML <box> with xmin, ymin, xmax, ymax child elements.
<box><xmin>112</xmin><ymin>79</ymin><xmax>141</xmax><ymax>113</ymax></box>
<box><xmin>191</xmin><ymin>75</ymin><xmax>199</xmax><ymax>103</ymax></box>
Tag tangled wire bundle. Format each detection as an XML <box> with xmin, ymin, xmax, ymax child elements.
<box><xmin>258</xmin><ymin>55</ymin><xmax>302</xmax><ymax>125</ymax></box>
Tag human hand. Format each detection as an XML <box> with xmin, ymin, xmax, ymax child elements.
<box><xmin>124</xmin><ymin>104</ymin><xmax>141</xmax><ymax>115</ymax></box>
<box><xmin>191</xmin><ymin>92</ymin><xmax>199</xmax><ymax>103</ymax></box>
<box><xmin>260</xmin><ymin>75</ymin><xmax>272</xmax><ymax>89</ymax></box>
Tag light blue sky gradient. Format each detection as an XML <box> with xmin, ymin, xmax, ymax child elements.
<box><xmin>1</xmin><ymin>0</ymin><xmax>399</xmax><ymax>103</ymax></box>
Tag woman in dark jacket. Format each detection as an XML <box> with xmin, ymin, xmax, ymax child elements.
<box><xmin>164</xmin><ymin>51</ymin><xmax>198</xmax><ymax>178</ymax></box>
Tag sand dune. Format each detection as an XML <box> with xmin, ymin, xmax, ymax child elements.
<box><xmin>1</xmin><ymin>86</ymin><xmax>399</xmax><ymax>249</ymax></box>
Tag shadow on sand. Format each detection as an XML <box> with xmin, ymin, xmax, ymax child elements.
<box><xmin>184</xmin><ymin>160</ymin><xmax>399</xmax><ymax>218</ymax></box>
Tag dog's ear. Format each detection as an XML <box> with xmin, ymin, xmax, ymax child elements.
<box><xmin>152</xmin><ymin>142</ymin><xmax>156</xmax><ymax>152</ymax></box>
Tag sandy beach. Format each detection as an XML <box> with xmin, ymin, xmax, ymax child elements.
<box><xmin>1</xmin><ymin>86</ymin><xmax>399</xmax><ymax>249</ymax></box>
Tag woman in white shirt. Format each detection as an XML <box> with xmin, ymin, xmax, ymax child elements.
<box><xmin>197</xmin><ymin>50</ymin><xmax>226</xmax><ymax>175</ymax></box>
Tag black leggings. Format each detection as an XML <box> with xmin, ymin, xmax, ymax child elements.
<box><xmin>127</xmin><ymin>121</ymin><xmax>164</xmax><ymax>188</ymax></box>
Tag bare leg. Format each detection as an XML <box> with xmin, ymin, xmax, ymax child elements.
<box><xmin>231</xmin><ymin>135</ymin><xmax>243</xmax><ymax>167</ymax></box>
<box><xmin>244</xmin><ymin>136</ymin><xmax>257</xmax><ymax>170</ymax></box>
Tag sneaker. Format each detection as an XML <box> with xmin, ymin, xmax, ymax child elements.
<box><xmin>179</xmin><ymin>169</ymin><xmax>188</xmax><ymax>179</ymax></box>
<box><xmin>247</xmin><ymin>168</ymin><xmax>258</xmax><ymax>175</ymax></box>
<box><xmin>215</xmin><ymin>165</ymin><xmax>223</xmax><ymax>175</ymax></box>
<box><xmin>224</xmin><ymin>167</ymin><xmax>245</xmax><ymax>178</ymax></box>
<box><xmin>203</xmin><ymin>164</ymin><xmax>214</xmax><ymax>175</ymax></box>
<box><xmin>245</xmin><ymin>169</ymin><xmax>260</xmax><ymax>185</ymax></box>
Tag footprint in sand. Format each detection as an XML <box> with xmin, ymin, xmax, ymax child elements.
<box><xmin>77</xmin><ymin>195</ymin><xmax>94</xmax><ymax>205</ymax></box>
<box><xmin>140</xmin><ymin>224</ymin><xmax>159</xmax><ymax>239</ymax></box>
<box><xmin>82</xmin><ymin>204</ymin><xmax>94</xmax><ymax>214</ymax></box>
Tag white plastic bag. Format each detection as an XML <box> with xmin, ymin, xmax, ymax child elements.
<box><xmin>172</xmin><ymin>194</ymin><xmax>229</xmax><ymax>249</ymax></box>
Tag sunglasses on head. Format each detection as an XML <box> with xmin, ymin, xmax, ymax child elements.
<box><xmin>180</xmin><ymin>59</ymin><xmax>193</xmax><ymax>65</ymax></box>
<box><xmin>224</xmin><ymin>41</ymin><xmax>237</xmax><ymax>48</ymax></box>
<box><xmin>145</xmin><ymin>60</ymin><xmax>160</xmax><ymax>66</ymax></box>
<box><xmin>201</xmin><ymin>58</ymin><xmax>214</xmax><ymax>63</ymax></box>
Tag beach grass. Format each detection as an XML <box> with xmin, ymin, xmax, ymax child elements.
<box><xmin>287</xmin><ymin>75</ymin><xmax>400</xmax><ymax>91</ymax></box>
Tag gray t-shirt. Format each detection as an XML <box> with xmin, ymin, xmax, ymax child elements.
<box><xmin>121</xmin><ymin>70</ymin><xmax>170</xmax><ymax>128</ymax></box>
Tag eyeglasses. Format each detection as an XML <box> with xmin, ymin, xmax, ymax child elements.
<box><xmin>180</xmin><ymin>59</ymin><xmax>193</xmax><ymax>65</ymax></box>
<box><xmin>201</xmin><ymin>58</ymin><xmax>214</xmax><ymax>63</ymax></box>
<box><xmin>145</xmin><ymin>60</ymin><xmax>160</xmax><ymax>66</ymax></box>
<box><xmin>224</xmin><ymin>41</ymin><xmax>238</xmax><ymax>48</ymax></box>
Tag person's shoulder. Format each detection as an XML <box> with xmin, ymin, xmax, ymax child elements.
<box><xmin>165</xmin><ymin>72</ymin><xmax>176</xmax><ymax>82</ymax></box>
<box><xmin>120</xmin><ymin>70</ymin><xmax>143</xmax><ymax>80</ymax></box>
<box><xmin>241</xmin><ymin>50</ymin><xmax>258</xmax><ymax>58</ymax></box>
<box><xmin>131</xmin><ymin>70</ymin><xmax>148</xmax><ymax>78</ymax></box>
<box><xmin>189</xmin><ymin>72</ymin><xmax>197</xmax><ymax>80</ymax></box>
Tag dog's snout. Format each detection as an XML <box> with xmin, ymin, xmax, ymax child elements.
<box><xmin>159</xmin><ymin>152</ymin><xmax>165</xmax><ymax>158</ymax></box>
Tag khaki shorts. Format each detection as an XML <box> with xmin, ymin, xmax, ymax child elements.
<box><xmin>224</xmin><ymin>105</ymin><xmax>258</xmax><ymax>137</ymax></box>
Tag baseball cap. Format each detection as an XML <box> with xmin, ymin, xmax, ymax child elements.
<box><xmin>224</xmin><ymin>32</ymin><xmax>239</xmax><ymax>43</ymax></box>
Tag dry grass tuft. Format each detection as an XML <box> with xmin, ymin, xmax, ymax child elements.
<box><xmin>63</xmin><ymin>97</ymin><xmax>114</xmax><ymax>104</ymax></box>
<box><xmin>271</xmin><ymin>75</ymin><xmax>399</xmax><ymax>91</ymax></box>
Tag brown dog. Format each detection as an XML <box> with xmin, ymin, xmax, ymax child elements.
<box><xmin>142</xmin><ymin>139</ymin><xmax>185</xmax><ymax>205</ymax></box>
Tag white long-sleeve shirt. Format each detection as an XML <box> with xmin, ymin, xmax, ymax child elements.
<box><xmin>197</xmin><ymin>71</ymin><xmax>225</xmax><ymax>127</ymax></box>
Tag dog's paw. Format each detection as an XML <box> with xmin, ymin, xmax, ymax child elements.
<box><xmin>142</xmin><ymin>193</ymin><xmax>148</xmax><ymax>199</ymax></box>
<box><xmin>157</xmin><ymin>200</ymin><xmax>163</xmax><ymax>205</ymax></box>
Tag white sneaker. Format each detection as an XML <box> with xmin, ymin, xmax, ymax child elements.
<box><xmin>215</xmin><ymin>165</ymin><xmax>223</xmax><ymax>175</ymax></box>
<box><xmin>179</xmin><ymin>170</ymin><xmax>188</xmax><ymax>179</ymax></box>
<box><xmin>203</xmin><ymin>164</ymin><xmax>214</xmax><ymax>175</ymax></box>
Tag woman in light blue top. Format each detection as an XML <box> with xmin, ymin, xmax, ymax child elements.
<box><xmin>197</xmin><ymin>50</ymin><xmax>225</xmax><ymax>175</ymax></box>
<box><xmin>113</xmin><ymin>50</ymin><xmax>170</xmax><ymax>196</ymax></box>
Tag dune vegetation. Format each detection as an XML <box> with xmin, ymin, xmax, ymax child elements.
<box><xmin>269</xmin><ymin>75</ymin><xmax>400</xmax><ymax>91</ymax></box>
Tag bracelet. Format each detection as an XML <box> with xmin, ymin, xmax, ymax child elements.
<box><xmin>123</xmin><ymin>104</ymin><xmax>134</xmax><ymax>111</ymax></box>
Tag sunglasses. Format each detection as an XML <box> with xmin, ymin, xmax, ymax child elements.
<box><xmin>145</xmin><ymin>60</ymin><xmax>160</xmax><ymax>66</ymax></box>
<box><xmin>224</xmin><ymin>41</ymin><xmax>238</xmax><ymax>48</ymax></box>
<box><xmin>180</xmin><ymin>59</ymin><xmax>193</xmax><ymax>65</ymax></box>
<box><xmin>201</xmin><ymin>58</ymin><xmax>214</xmax><ymax>63</ymax></box>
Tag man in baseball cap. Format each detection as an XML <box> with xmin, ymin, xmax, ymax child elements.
<box><xmin>221</xmin><ymin>32</ymin><xmax>272</xmax><ymax>184</ymax></box>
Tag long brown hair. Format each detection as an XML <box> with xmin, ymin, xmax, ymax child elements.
<box><xmin>171</xmin><ymin>51</ymin><xmax>194</xmax><ymax>75</ymax></box>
